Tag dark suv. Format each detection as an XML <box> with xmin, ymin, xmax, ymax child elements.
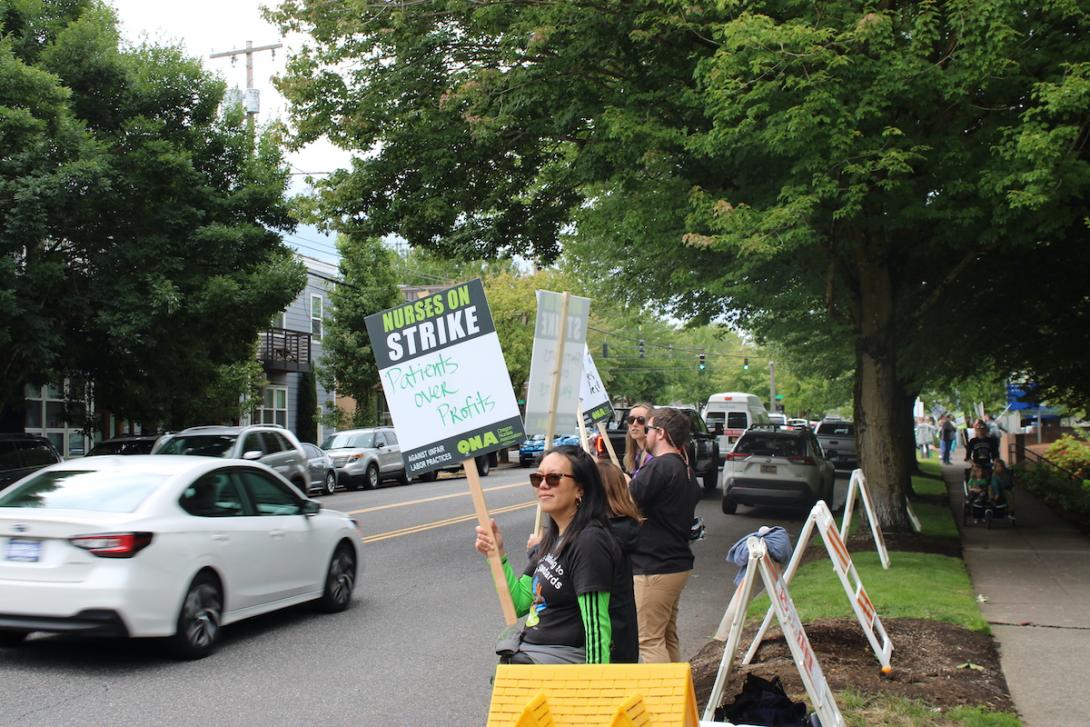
<box><xmin>0</xmin><ymin>434</ymin><xmax>63</xmax><ymax>491</ymax></box>
<box><xmin>591</xmin><ymin>406</ymin><xmax>720</xmax><ymax>491</ymax></box>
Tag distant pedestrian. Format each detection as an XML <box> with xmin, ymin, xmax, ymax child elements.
<box><xmin>623</xmin><ymin>402</ymin><xmax>655</xmax><ymax>476</ymax></box>
<box><xmin>597</xmin><ymin>460</ymin><xmax>643</xmax><ymax>663</ymax></box>
<box><xmin>940</xmin><ymin>415</ymin><xmax>956</xmax><ymax>464</ymax></box>
<box><xmin>474</xmin><ymin>446</ymin><xmax>619</xmax><ymax>664</ymax></box>
<box><xmin>628</xmin><ymin>406</ymin><xmax>702</xmax><ymax>663</ymax></box>
<box><xmin>914</xmin><ymin>417</ymin><xmax>936</xmax><ymax>459</ymax></box>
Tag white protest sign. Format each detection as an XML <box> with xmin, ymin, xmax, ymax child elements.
<box><xmin>841</xmin><ymin>469</ymin><xmax>890</xmax><ymax>569</ymax></box>
<box><xmin>579</xmin><ymin>345</ymin><xmax>613</xmax><ymax>425</ymax></box>
<box><xmin>743</xmin><ymin>500</ymin><xmax>893</xmax><ymax>672</ymax></box>
<box><xmin>524</xmin><ymin>290</ymin><xmax>590</xmax><ymax>436</ymax></box>
<box><xmin>365</xmin><ymin>279</ymin><xmax>525</xmax><ymax>477</ymax></box>
<box><xmin>702</xmin><ymin>537</ymin><xmax>845</xmax><ymax>727</ymax></box>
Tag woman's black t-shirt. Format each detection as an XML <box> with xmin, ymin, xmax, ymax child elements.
<box><xmin>521</xmin><ymin>523</ymin><xmax>617</xmax><ymax>648</ymax></box>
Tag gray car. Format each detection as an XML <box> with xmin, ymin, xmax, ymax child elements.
<box><xmin>320</xmin><ymin>428</ymin><xmax>407</xmax><ymax>490</ymax></box>
<box><xmin>152</xmin><ymin>425</ymin><xmax>310</xmax><ymax>495</ymax></box>
<box><xmin>301</xmin><ymin>442</ymin><xmax>339</xmax><ymax>496</ymax></box>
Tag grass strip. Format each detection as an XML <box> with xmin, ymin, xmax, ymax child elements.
<box><xmin>838</xmin><ymin>691</ymin><xmax>1020</xmax><ymax>726</ymax></box>
<box><xmin>745</xmin><ymin>550</ymin><xmax>988</xmax><ymax>631</ymax></box>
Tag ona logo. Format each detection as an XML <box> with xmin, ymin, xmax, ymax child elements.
<box><xmin>457</xmin><ymin>431</ymin><xmax>498</xmax><ymax>455</ymax></box>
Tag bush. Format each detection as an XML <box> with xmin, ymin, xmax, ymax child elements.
<box><xmin>1045</xmin><ymin>431</ymin><xmax>1090</xmax><ymax>479</ymax></box>
<box><xmin>1016</xmin><ymin>462</ymin><xmax>1090</xmax><ymax>520</ymax></box>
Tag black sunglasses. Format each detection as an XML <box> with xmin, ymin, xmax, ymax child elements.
<box><xmin>530</xmin><ymin>472</ymin><xmax>577</xmax><ymax>489</ymax></box>
<box><xmin>645</xmin><ymin>424</ymin><xmax>663</xmax><ymax>433</ymax></box>
<box><xmin>627</xmin><ymin>415</ymin><xmax>647</xmax><ymax>425</ymax></box>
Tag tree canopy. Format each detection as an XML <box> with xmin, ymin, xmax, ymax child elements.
<box><xmin>272</xmin><ymin>0</ymin><xmax>1090</xmax><ymax>527</ymax></box>
<box><xmin>0</xmin><ymin>0</ymin><xmax>305</xmax><ymax>430</ymax></box>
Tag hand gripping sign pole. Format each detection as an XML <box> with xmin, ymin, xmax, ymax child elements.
<box><xmin>840</xmin><ymin>468</ymin><xmax>891</xmax><ymax>569</ymax></box>
<box><xmin>703</xmin><ymin>537</ymin><xmax>846</xmax><ymax>727</ymax></box>
<box><xmin>365</xmin><ymin>279</ymin><xmax>525</xmax><ymax>626</ymax></box>
<box><xmin>742</xmin><ymin>500</ymin><xmax>893</xmax><ymax>672</ymax></box>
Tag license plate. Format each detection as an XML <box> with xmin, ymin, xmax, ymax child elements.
<box><xmin>5</xmin><ymin>538</ymin><xmax>42</xmax><ymax>563</ymax></box>
<box><xmin>760</xmin><ymin>464</ymin><xmax>777</xmax><ymax>474</ymax></box>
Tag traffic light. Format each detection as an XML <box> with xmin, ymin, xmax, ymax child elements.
<box><xmin>743</xmin><ymin>357</ymin><xmax>749</xmax><ymax>370</ymax></box>
<box><xmin>698</xmin><ymin>352</ymin><xmax>706</xmax><ymax>372</ymax></box>
<box><xmin>602</xmin><ymin>341</ymin><xmax>609</xmax><ymax>358</ymax></box>
<box><xmin>638</xmin><ymin>339</ymin><xmax>645</xmax><ymax>358</ymax></box>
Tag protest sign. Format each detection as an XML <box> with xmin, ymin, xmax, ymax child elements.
<box><xmin>524</xmin><ymin>290</ymin><xmax>591</xmax><ymax>436</ymax></box>
<box><xmin>579</xmin><ymin>344</ymin><xmax>613</xmax><ymax>425</ymax></box>
<box><xmin>366</xmin><ymin>279</ymin><xmax>525</xmax><ymax>478</ymax></box>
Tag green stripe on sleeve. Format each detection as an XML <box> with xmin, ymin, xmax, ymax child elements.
<box><xmin>577</xmin><ymin>591</ymin><xmax>612</xmax><ymax>664</ymax></box>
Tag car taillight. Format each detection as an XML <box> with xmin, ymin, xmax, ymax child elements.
<box><xmin>726</xmin><ymin>452</ymin><xmax>750</xmax><ymax>461</ymax></box>
<box><xmin>788</xmin><ymin>456</ymin><xmax>817</xmax><ymax>466</ymax></box>
<box><xmin>69</xmin><ymin>532</ymin><xmax>154</xmax><ymax>558</ymax></box>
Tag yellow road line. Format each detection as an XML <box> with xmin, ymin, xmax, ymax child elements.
<box><xmin>344</xmin><ymin>481</ymin><xmax>527</xmax><ymax>516</ymax></box>
<box><xmin>362</xmin><ymin>500</ymin><xmax>537</xmax><ymax>544</ymax></box>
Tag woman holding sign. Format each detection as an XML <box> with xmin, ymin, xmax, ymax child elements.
<box><xmin>474</xmin><ymin>446</ymin><xmax>619</xmax><ymax>664</ymax></box>
<box><xmin>622</xmin><ymin>402</ymin><xmax>655</xmax><ymax>476</ymax></box>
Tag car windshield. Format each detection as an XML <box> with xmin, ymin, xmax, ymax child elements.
<box><xmin>156</xmin><ymin>434</ymin><xmax>237</xmax><ymax>457</ymax></box>
<box><xmin>735</xmin><ymin>434</ymin><xmax>805</xmax><ymax>458</ymax></box>
<box><xmin>321</xmin><ymin>432</ymin><xmax>374</xmax><ymax>449</ymax></box>
<box><xmin>0</xmin><ymin>470</ymin><xmax>161</xmax><ymax>512</ymax></box>
<box><xmin>817</xmin><ymin>422</ymin><xmax>855</xmax><ymax>436</ymax></box>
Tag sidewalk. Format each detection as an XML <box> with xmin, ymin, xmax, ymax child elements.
<box><xmin>941</xmin><ymin>463</ymin><xmax>1090</xmax><ymax>727</ymax></box>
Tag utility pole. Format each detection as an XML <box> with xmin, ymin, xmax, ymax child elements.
<box><xmin>209</xmin><ymin>40</ymin><xmax>282</xmax><ymax>130</ymax></box>
<box><xmin>769</xmin><ymin>360</ymin><xmax>777</xmax><ymax>413</ymax></box>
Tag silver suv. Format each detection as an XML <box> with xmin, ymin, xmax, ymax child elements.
<box><xmin>320</xmin><ymin>428</ymin><xmax>406</xmax><ymax>490</ymax></box>
<box><xmin>152</xmin><ymin>425</ymin><xmax>311</xmax><ymax>495</ymax></box>
<box><xmin>721</xmin><ymin>424</ymin><xmax>835</xmax><ymax>514</ymax></box>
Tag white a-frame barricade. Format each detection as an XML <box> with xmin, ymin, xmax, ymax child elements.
<box><xmin>840</xmin><ymin>468</ymin><xmax>890</xmax><ymax>569</ymax></box>
<box><xmin>702</xmin><ymin>537</ymin><xmax>845</xmax><ymax>727</ymax></box>
<box><xmin>742</xmin><ymin>500</ymin><xmax>894</xmax><ymax>672</ymax></box>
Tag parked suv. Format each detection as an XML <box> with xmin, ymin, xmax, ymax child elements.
<box><xmin>0</xmin><ymin>434</ymin><xmax>63</xmax><ymax>491</ymax></box>
<box><xmin>320</xmin><ymin>427</ymin><xmax>407</xmax><ymax>490</ymax></box>
<box><xmin>721</xmin><ymin>424</ymin><xmax>835</xmax><ymax>514</ymax></box>
<box><xmin>87</xmin><ymin>434</ymin><xmax>162</xmax><ymax>456</ymax></box>
<box><xmin>152</xmin><ymin>425</ymin><xmax>310</xmax><ymax>495</ymax></box>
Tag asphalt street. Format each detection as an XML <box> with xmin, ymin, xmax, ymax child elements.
<box><xmin>0</xmin><ymin>464</ymin><xmax>848</xmax><ymax>726</ymax></box>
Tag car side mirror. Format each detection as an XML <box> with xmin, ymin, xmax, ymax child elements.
<box><xmin>242</xmin><ymin>450</ymin><xmax>263</xmax><ymax>461</ymax></box>
<box><xmin>375</xmin><ymin>442</ymin><xmax>385</xmax><ymax>449</ymax></box>
<box><xmin>302</xmin><ymin>500</ymin><xmax>320</xmax><ymax>517</ymax></box>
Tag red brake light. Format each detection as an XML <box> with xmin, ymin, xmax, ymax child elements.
<box><xmin>788</xmin><ymin>456</ymin><xmax>817</xmax><ymax>466</ymax></box>
<box><xmin>70</xmin><ymin>532</ymin><xmax>154</xmax><ymax>558</ymax></box>
<box><xmin>726</xmin><ymin>452</ymin><xmax>750</xmax><ymax>461</ymax></box>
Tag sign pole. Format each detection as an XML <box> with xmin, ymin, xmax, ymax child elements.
<box><xmin>535</xmin><ymin>291</ymin><xmax>570</xmax><ymax>536</ymax></box>
<box><xmin>466</xmin><ymin>456</ymin><xmax>517</xmax><ymax>625</ymax></box>
<box><xmin>596</xmin><ymin>421</ymin><xmax>620</xmax><ymax>468</ymax></box>
<box><xmin>576</xmin><ymin>403</ymin><xmax>592</xmax><ymax>455</ymax></box>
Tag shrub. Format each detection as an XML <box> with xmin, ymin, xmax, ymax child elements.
<box><xmin>1016</xmin><ymin>462</ymin><xmax>1090</xmax><ymax>521</ymax></box>
<box><xmin>1045</xmin><ymin>431</ymin><xmax>1090</xmax><ymax>479</ymax></box>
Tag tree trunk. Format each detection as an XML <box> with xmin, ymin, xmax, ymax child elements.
<box><xmin>852</xmin><ymin>250</ymin><xmax>913</xmax><ymax>531</ymax></box>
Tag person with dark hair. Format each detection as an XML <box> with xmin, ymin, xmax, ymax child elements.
<box><xmin>965</xmin><ymin>421</ymin><xmax>1000</xmax><ymax>477</ymax></box>
<box><xmin>597</xmin><ymin>460</ymin><xmax>642</xmax><ymax>663</ymax></box>
<box><xmin>474</xmin><ymin>445</ymin><xmax>619</xmax><ymax>664</ymax></box>
<box><xmin>628</xmin><ymin>406</ymin><xmax>702</xmax><ymax>663</ymax></box>
<box><xmin>939</xmin><ymin>414</ymin><xmax>957</xmax><ymax>464</ymax></box>
<box><xmin>623</xmin><ymin>402</ymin><xmax>655</xmax><ymax>476</ymax></box>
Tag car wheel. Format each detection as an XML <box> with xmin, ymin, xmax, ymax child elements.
<box><xmin>317</xmin><ymin>544</ymin><xmax>357</xmax><ymax>613</ymax></box>
<box><xmin>169</xmin><ymin>574</ymin><xmax>222</xmax><ymax>660</ymax></box>
<box><xmin>417</xmin><ymin>471</ymin><xmax>437</xmax><ymax>483</ymax></box>
<box><xmin>722</xmin><ymin>497</ymin><xmax>738</xmax><ymax>515</ymax></box>
<box><xmin>476</xmin><ymin>454</ymin><xmax>491</xmax><ymax>477</ymax></box>
<box><xmin>0</xmin><ymin>630</ymin><xmax>28</xmax><ymax>647</ymax></box>
<box><xmin>519</xmin><ymin>458</ymin><xmax>530</xmax><ymax>468</ymax></box>
<box><xmin>364</xmin><ymin>463</ymin><xmax>380</xmax><ymax>490</ymax></box>
<box><xmin>323</xmin><ymin>471</ymin><xmax>337</xmax><ymax>496</ymax></box>
<box><xmin>702</xmin><ymin>466</ymin><xmax>717</xmax><ymax>492</ymax></box>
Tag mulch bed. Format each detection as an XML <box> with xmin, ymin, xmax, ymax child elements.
<box><xmin>690</xmin><ymin>617</ymin><xmax>1014</xmax><ymax>715</ymax></box>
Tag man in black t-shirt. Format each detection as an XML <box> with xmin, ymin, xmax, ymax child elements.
<box><xmin>940</xmin><ymin>415</ymin><xmax>957</xmax><ymax>464</ymax></box>
<box><xmin>629</xmin><ymin>407</ymin><xmax>701</xmax><ymax>663</ymax></box>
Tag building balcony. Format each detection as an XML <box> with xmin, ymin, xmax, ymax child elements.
<box><xmin>259</xmin><ymin>328</ymin><xmax>312</xmax><ymax>373</ymax></box>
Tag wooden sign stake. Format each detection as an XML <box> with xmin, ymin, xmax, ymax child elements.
<box><xmin>465</xmin><ymin>456</ymin><xmax>517</xmax><ymax>625</ymax></box>
<box><xmin>576</xmin><ymin>403</ymin><xmax>592</xmax><ymax>455</ymax></box>
<box><xmin>535</xmin><ymin>291</ymin><xmax>570</xmax><ymax>536</ymax></box>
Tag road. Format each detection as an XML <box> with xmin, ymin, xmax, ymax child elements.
<box><xmin>0</xmin><ymin>464</ymin><xmax>847</xmax><ymax>726</ymax></box>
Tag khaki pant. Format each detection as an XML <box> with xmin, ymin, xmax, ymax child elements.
<box><xmin>634</xmin><ymin>570</ymin><xmax>691</xmax><ymax>663</ymax></box>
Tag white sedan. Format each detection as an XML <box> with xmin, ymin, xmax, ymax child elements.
<box><xmin>0</xmin><ymin>455</ymin><xmax>360</xmax><ymax>659</ymax></box>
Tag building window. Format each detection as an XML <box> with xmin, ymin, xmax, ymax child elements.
<box><xmin>256</xmin><ymin>386</ymin><xmax>288</xmax><ymax>428</ymax></box>
<box><xmin>24</xmin><ymin>382</ymin><xmax>89</xmax><ymax>457</ymax></box>
<box><xmin>310</xmin><ymin>294</ymin><xmax>323</xmax><ymax>340</ymax></box>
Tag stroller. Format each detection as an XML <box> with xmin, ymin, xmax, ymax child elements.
<box><xmin>962</xmin><ymin>462</ymin><xmax>1016</xmax><ymax>529</ymax></box>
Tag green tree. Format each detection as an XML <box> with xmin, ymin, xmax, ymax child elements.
<box><xmin>0</xmin><ymin>0</ymin><xmax>304</xmax><ymax>431</ymax></box>
<box><xmin>271</xmin><ymin>1</ymin><xmax>1090</xmax><ymax>528</ymax></box>
<box><xmin>319</xmin><ymin>234</ymin><xmax>401</xmax><ymax>426</ymax></box>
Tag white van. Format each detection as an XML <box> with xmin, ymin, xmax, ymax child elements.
<box><xmin>704</xmin><ymin>392</ymin><xmax>769</xmax><ymax>462</ymax></box>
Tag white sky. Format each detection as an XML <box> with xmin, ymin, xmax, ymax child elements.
<box><xmin>109</xmin><ymin>0</ymin><xmax>345</xmax><ymax>262</ymax></box>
